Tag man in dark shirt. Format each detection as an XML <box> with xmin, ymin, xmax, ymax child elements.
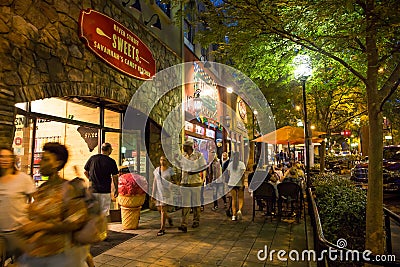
<box><xmin>84</xmin><ymin>143</ymin><xmax>119</xmax><ymax>219</ymax></box>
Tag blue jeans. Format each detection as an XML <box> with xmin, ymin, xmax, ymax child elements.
<box><xmin>212</xmin><ymin>183</ymin><xmax>227</xmax><ymax>207</ymax></box>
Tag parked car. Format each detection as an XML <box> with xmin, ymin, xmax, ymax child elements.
<box><xmin>350</xmin><ymin>146</ymin><xmax>400</xmax><ymax>193</ymax></box>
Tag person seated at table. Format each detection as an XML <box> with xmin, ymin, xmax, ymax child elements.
<box><xmin>282</xmin><ymin>167</ymin><xmax>301</xmax><ymax>184</ymax></box>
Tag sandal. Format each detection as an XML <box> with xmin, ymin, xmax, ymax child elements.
<box><xmin>157</xmin><ymin>229</ymin><xmax>165</xmax><ymax>236</ymax></box>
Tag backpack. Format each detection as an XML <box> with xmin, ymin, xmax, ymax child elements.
<box><xmin>68</xmin><ymin>178</ymin><xmax>108</xmax><ymax>244</ymax></box>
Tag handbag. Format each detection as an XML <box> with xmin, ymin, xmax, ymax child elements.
<box><xmin>68</xmin><ymin>178</ymin><xmax>108</xmax><ymax>244</ymax></box>
<box><xmin>73</xmin><ymin>213</ymin><xmax>107</xmax><ymax>244</ymax></box>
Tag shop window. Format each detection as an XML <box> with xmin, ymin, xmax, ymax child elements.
<box><xmin>31</xmin><ymin>98</ymin><xmax>66</xmax><ymax>118</ymax></box>
<box><xmin>30</xmin><ymin>98</ymin><xmax>100</xmax><ymax>124</ymax></box>
<box><xmin>13</xmin><ymin>114</ymin><xmax>33</xmax><ymax>176</ymax></box>
<box><xmin>155</xmin><ymin>0</ymin><xmax>171</xmax><ymax>17</ymax></box>
<box><xmin>15</xmin><ymin>102</ymin><xmax>28</xmax><ymax>111</ymax></box>
<box><xmin>65</xmin><ymin>101</ymin><xmax>100</xmax><ymax>124</ymax></box>
<box><xmin>184</xmin><ymin>19</ymin><xmax>194</xmax><ymax>45</ymax></box>
<box><xmin>104</xmin><ymin>109</ymin><xmax>121</xmax><ymax>129</ymax></box>
<box><xmin>104</xmin><ymin>131</ymin><xmax>121</xmax><ymax>165</ymax></box>
<box><xmin>15</xmin><ymin>99</ymin><xmax>125</xmax><ymax>189</ymax></box>
<box><xmin>122</xmin><ymin>130</ymin><xmax>147</xmax><ymax>176</ymax></box>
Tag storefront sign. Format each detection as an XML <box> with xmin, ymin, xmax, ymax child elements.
<box><xmin>14</xmin><ymin>115</ymin><xmax>25</xmax><ymax>128</ymax></box>
<box><xmin>205</xmin><ymin>128</ymin><xmax>215</xmax><ymax>139</ymax></box>
<box><xmin>195</xmin><ymin>125</ymin><xmax>205</xmax><ymax>135</ymax></box>
<box><xmin>79</xmin><ymin>9</ymin><xmax>156</xmax><ymax>80</ymax></box>
<box><xmin>185</xmin><ymin>121</ymin><xmax>194</xmax><ymax>132</ymax></box>
<box><xmin>77</xmin><ymin>126</ymin><xmax>98</xmax><ymax>152</ymax></box>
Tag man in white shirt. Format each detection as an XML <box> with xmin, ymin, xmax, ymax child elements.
<box><xmin>176</xmin><ymin>139</ymin><xmax>206</xmax><ymax>232</ymax></box>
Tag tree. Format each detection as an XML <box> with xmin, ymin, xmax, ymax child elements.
<box><xmin>198</xmin><ymin>0</ymin><xmax>400</xmax><ymax>255</ymax></box>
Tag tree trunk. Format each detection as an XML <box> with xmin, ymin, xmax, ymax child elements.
<box><xmin>365</xmin><ymin>102</ymin><xmax>384</xmax><ymax>256</ymax></box>
<box><xmin>365</xmin><ymin>0</ymin><xmax>384</xmax><ymax>258</ymax></box>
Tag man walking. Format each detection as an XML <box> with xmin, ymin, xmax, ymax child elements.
<box><xmin>176</xmin><ymin>139</ymin><xmax>207</xmax><ymax>232</ymax></box>
<box><xmin>84</xmin><ymin>142</ymin><xmax>119</xmax><ymax>220</ymax></box>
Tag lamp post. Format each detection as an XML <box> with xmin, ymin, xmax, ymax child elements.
<box><xmin>293</xmin><ymin>55</ymin><xmax>312</xmax><ymax>187</ymax></box>
<box><xmin>253</xmin><ymin>110</ymin><xmax>258</xmax><ymax>166</ymax></box>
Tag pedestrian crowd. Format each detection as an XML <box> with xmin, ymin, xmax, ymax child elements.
<box><xmin>0</xmin><ymin>140</ymin><xmax>305</xmax><ymax>266</ymax></box>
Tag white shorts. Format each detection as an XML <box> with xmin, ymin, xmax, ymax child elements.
<box><xmin>93</xmin><ymin>193</ymin><xmax>111</xmax><ymax>216</ymax></box>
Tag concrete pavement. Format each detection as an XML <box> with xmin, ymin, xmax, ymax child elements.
<box><xmin>94</xmin><ymin>191</ymin><xmax>316</xmax><ymax>267</ymax></box>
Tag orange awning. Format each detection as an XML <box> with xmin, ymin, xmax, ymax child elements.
<box><xmin>252</xmin><ymin>126</ymin><xmax>326</xmax><ymax>144</ymax></box>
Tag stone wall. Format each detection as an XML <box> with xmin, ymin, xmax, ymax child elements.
<box><xmin>0</xmin><ymin>0</ymin><xmax>182</xmax><ymax>146</ymax></box>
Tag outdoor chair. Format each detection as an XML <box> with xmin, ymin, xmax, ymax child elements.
<box><xmin>277</xmin><ymin>182</ymin><xmax>302</xmax><ymax>222</ymax></box>
<box><xmin>252</xmin><ymin>182</ymin><xmax>276</xmax><ymax>221</ymax></box>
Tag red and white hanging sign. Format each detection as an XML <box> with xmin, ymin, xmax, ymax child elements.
<box><xmin>79</xmin><ymin>9</ymin><xmax>156</xmax><ymax>80</ymax></box>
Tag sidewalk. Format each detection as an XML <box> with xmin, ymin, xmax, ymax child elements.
<box><xmin>94</xmin><ymin>191</ymin><xmax>316</xmax><ymax>267</ymax></box>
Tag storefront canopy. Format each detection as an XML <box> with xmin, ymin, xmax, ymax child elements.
<box><xmin>251</xmin><ymin>126</ymin><xmax>325</xmax><ymax>144</ymax></box>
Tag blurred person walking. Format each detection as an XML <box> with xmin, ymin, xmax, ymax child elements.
<box><xmin>18</xmin><ymin>143</ymin><xmax>90</xmax><ymax>267</ymax></box>
<box><xmin>0</xmin><ymin>146</ymin><xmax>36</xmax><ymax>265</ymax></box>
<box><xmin>210</xmin><ymin>155</ymin><xmax>227</xmax><ymax>210</ymax></box>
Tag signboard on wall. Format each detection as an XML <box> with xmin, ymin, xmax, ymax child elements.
<box><xmin>77</xmin><ymin>126</ymin><xmax>98</xmax><ymax>152</ymax></box>
<box><xmin>195</xmin><ymin>125</ymin><xmax>205</xmax><ymax>135</ymax></box>
<box><xmin>185</xmin><ymin>121</ymin><xmax>194</xmax><ymax>132</ymax></box>
<box><xmin>79</xmin><ymin>9</ymin><xmax>156</xmax><ymax>80</ymax></box>
<box><xmin>205</xmin><ymin>128</ymin><xmax>215</xmax><ymax>139</ymax></box>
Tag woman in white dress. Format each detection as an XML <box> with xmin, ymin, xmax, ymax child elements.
<box><xmin>152</xmin><ymin>156</ymin><xmax>174</xmax><ymax>236</ymax></box>
<box><xmin>227</xmin><ymin>152</ymin><xmax>246</xmax><ymax>221</ymax></box>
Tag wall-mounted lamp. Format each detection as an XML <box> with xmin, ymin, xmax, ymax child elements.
<box><xmin>193</xmin><ymin>97</ymin><xmax>202</xmax><ymax>115</ymax></box>
<box><xmin>145</xmin><ymin>14</ymin><xmax>162</xmax><ymax>30</ymax></box>
<box><xmin>72</xmin><ymin>97</ymin><xmax>82</xmax><ymax>103</ymax></box>
<box><xmin>122</xmin><ymin>0</ymin><xmax>141</xmax><ymax>11</ymax></box>
<box><xmin>220</xmin><ymin>115</ymin><xmax>231</xmax><ymax>128</ymax></box>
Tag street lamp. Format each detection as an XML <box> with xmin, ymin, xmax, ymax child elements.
<box><xmin>253</xmin><ymin>109</ymin><xmax>258</xmax><ymax>166</ymax></box>
<box><xmin>293</xmin><ymin>54</ymin><xmax>312</xmax><ymax>187</ymax></box>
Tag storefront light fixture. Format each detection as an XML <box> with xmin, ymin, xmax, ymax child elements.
<box><xmin>144</xmin><ymin>14</ymin><xmax>161</xmax><ymax>30</ymax></box>
<box><xmin>72</xmin><ymin>97</ymin><xmax>82</xmax><ymax>103</ymax></box>
<box><xmin>193</xmin><ymin>97</ymin><xmax>202</xmax><ymax>114</ymax></box>
<box><xmin>226</xmin><ymin>87</ymin><xmax>233</xmax><ymax>93</ymax></box>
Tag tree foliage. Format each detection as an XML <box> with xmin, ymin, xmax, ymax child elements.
<box><xmin>196</xmin><ymin>0</ymin><xmax>400</xmax><ymax>255</ymax></box>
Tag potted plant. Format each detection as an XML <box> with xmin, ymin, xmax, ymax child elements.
<box><xmin>117</xmin><ymin>173</ymin><xmax>148</xmax><ymax>229</ymax></box>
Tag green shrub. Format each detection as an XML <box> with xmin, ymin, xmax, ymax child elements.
<box><xmin>312</xmin><ymin>174</ymin><xmax>367</xmax><ymax>251</ymax></box>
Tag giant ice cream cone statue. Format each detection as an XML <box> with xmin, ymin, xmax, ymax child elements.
<box><xmin>117</xmin><ymin>173</ymin><xmax>148</xmax><ymax>230</ymax></box>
